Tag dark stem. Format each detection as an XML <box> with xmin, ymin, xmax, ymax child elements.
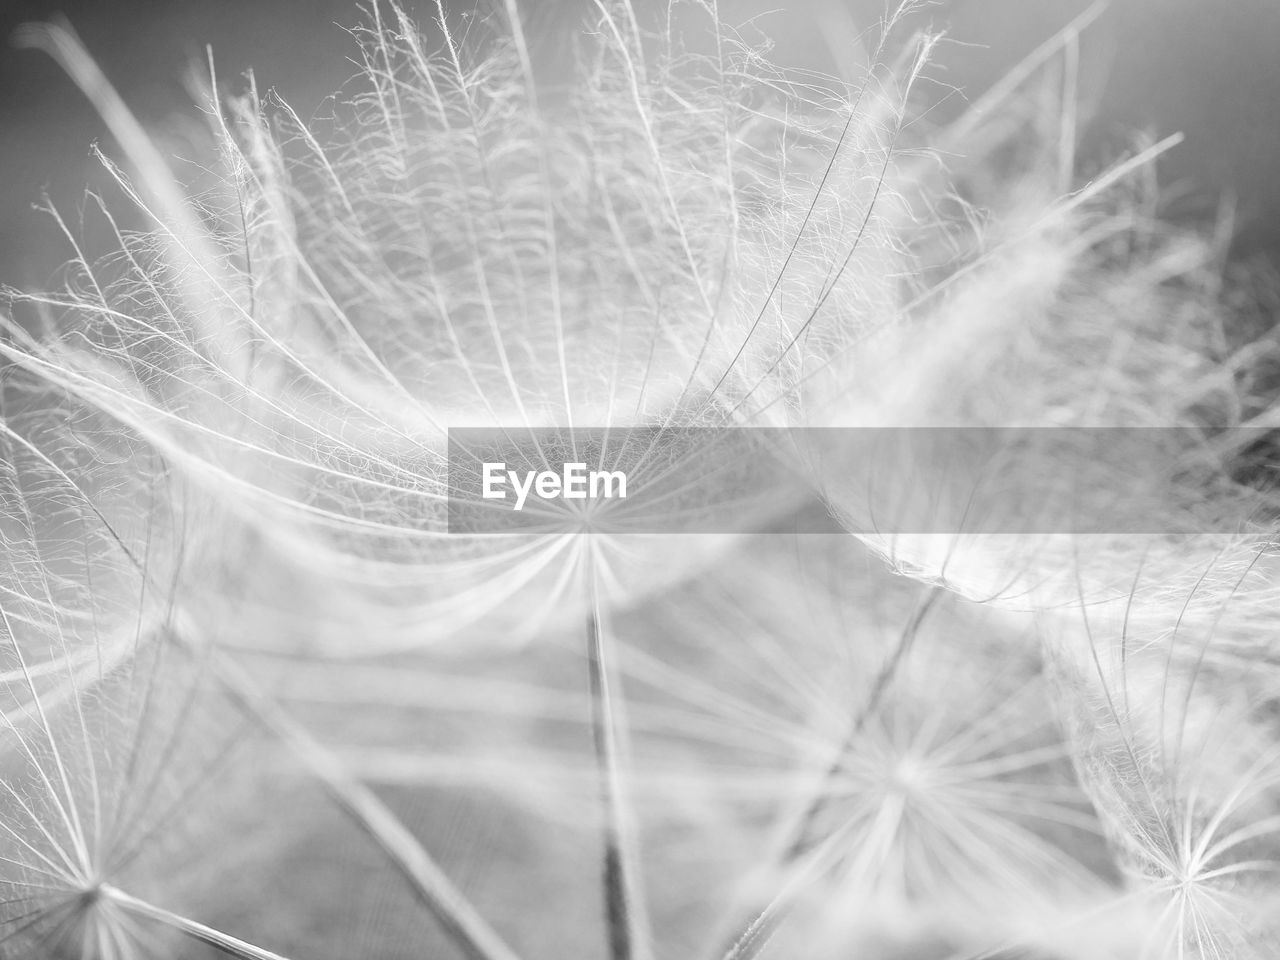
<box><xmin>584</xmin><ymin>565</ymin><xmax>646</xmax><ymax>960</ymax></box>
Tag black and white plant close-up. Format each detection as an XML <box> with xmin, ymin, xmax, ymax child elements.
<box><xmin>1</xmin><ymin>0</ymin><xmax>1279</xmax><ymax>957</ymax></box>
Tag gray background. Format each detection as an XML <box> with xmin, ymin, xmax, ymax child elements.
<box><xmin>1</xmin><ymin>0</ymin><xmax>1278</xmax><ymax>290</ymax></box>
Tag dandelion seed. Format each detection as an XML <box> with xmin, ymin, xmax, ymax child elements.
<box><xmin>2</xmin><ymin>2</ymin><xmax>1277</xmax><ymax>958</ymax></box>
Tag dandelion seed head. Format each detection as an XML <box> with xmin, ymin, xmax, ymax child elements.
<box><xmin>2</xmin><ymin>2</ymin><xmax>1279</xmax><ymax>957</ymax></box>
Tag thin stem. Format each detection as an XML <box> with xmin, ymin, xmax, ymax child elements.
<box><xmin>712</xmin><ymin>588</ymin><xmax>942</xmax><ymax>960</ymax></box>
<box><xmin>584</xmin><ymin>553</ymin><xmax>650</xmax><ymax>960</ymax></box>
<box><xmin>211</xmin><ymin>654</ymin><xmax>522</xmax><ymax>960</ymax></box>
<box><xmin>100</xmin><ymin>884</ymin><xmax>289</xmax><ymax>960</ymax></box>
<box><xmin>721</xmin><ymin>903</ymin><xmax>783</xmax><ymax>960</ymax></box>
<box><xmin>781</xmin><ymin>588</ymin><xmax>941</xmax><ymax>860</ymax></box>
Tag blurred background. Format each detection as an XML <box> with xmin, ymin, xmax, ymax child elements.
<box><xmin>1</xmin><ymin>0</ymin><xmax>1278</xmax><ymax>289</ymax></box>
